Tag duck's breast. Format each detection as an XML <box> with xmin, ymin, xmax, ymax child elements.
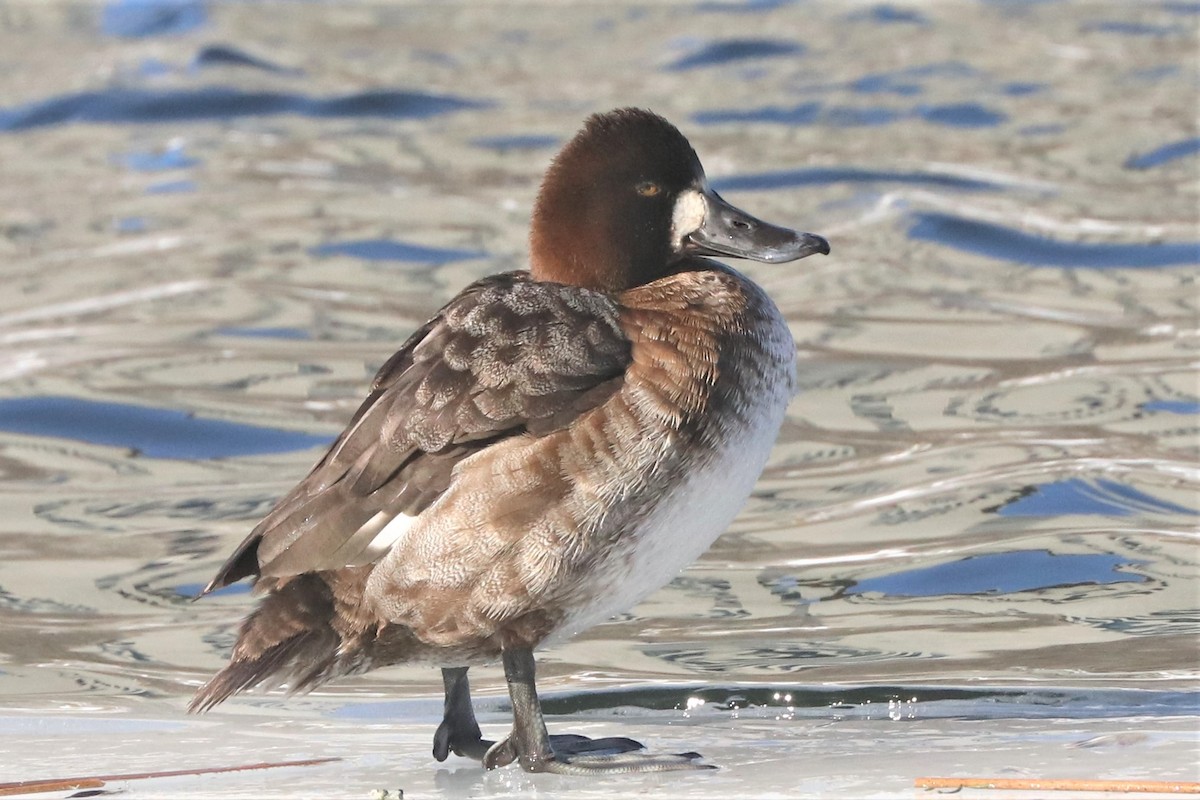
<box><xmin>550</xmin><ymin>265</ymin><xmax>797</xmax><ymax>639</ymax></box>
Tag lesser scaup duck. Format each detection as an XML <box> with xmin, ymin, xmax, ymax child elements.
<box><xmin>191</xmin><ymin>108</ymin><xmax>829</xmax><ymax>774</ymax></box>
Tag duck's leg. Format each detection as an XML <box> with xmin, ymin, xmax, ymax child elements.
<box><xmin>483</xmin><ymin>647</ymin><xmax>714</xmax><ymax>775</ymax></box>
<box><xmin>433</xmin><ymin>665</ymin><xmax>645</xmax><ymax>765</ymax></box>
<box><xmin>433</xmin><ymin>667</ymin><xmax>490</xmax><ymax>761</ymax></box>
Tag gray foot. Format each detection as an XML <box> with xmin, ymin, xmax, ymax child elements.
<box><xmin>548</xmin><ymin>734</ymin><xmax>645</xmax><ymax>758</ymax></box>
<box><xmin>435</xmin><ymin>656</ymin><xmax>717</xmax><ymax>774</ymax></box>
<box><xmin>438</xmin><ymin>728</ymin><xmax>645</xmax><ymax>764</ymax></box>
<box><xmin>432</xmin><ymin>669</ymin><xmax>645</xmax><ymax>763</ymax></box>
<box><xmin>485</xmin><ymin>648</ymin><xmax>716</xmax><ymax>774</ymax></box>
<box><xmin>433</xmin><ymin>666</ymin><xmax>488</xmax><ymax>762</ymax></box>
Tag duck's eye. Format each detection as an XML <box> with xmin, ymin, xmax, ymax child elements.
<box><xmin>636</xmin><ymin>181</ymin><xmax>662</xmax><ymax>197</ymax></box>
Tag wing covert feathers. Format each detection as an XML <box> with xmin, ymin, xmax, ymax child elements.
<box><xmin>202</xmin><ymin>273</ymin><xmax>630</xmax><ymax>591</ymax></box>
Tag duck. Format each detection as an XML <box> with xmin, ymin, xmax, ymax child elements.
<box><xmin>190</xmin><ymin>107</ymin><xmax>829</xmax><ymax>775</ymax></box>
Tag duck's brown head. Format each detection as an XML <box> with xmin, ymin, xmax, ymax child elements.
<box><xmin>530</xmin><ymin>107</ymin><xmax>829</xmax><ymax>292</ymax></box>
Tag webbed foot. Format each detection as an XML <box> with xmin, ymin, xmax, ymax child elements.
<box><xmin>438</xmin><ymin>727</ymin><xmax>645</xmax><ymax>765</ymax></box>
<box><xmin>484</xmin><ymin>734</ymin><xmax>710</xmax><ymax>774</ymax></box>
<box><xmin>433</xmin><ymin>666</ymin><xmax>489</xmax><ymax>762</ymax></box>
<box><xmin>434</xmin><ymin>657</ymin><xmax>717</xmax><ymax>775</ymax></box>
<box><xmin>487</xmin><ymin>648</ymin><xmax>717</xmax><ymax>774</ymax></box>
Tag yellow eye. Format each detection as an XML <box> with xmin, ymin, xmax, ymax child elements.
<box><xmin>636</xmin><ymin>181</ymin><xmax>661</xmax><ymax>197</ymax></box>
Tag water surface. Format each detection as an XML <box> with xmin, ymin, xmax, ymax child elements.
<box><xmin>0</xmin><ymin>1</ymin><xmax>1195</xmax><ymax>797</ymax></box>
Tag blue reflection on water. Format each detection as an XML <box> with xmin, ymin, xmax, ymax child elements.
<box><xmin>695</xmin><ymin>100</ymin><xmax>1006</xmax><ymax>128</ymax></box>
<box><xmin>101</xmin><ymin>0</ymin><xmax>205</xmax><ymax>38</ymax></box>
<box><xmin>1127</xmin><ymin>65</ymin><xmax>1180</xmax><ymax>82</ymax></box>
<box><xmin>114</xmin><ymin>217</ymin><xmax>149</xmax><ymax>233</ymax></box>
<box><xmin>665</xmin><ymin>38</ymin><xmax>804</xmax><ymax>71</ymax></box>
<box><xmin>695</xmin><ymin>102</ymin><xmax>821</xmax><ymax>125</ymax></box>
<box><xmin>146</xmin><ymin>179</ymin><xmax>197</xmax><ymax>194</ymax></box>
<box><xmin>711</xmin><ymin>166</ymin><xmax>1002</xmax><ymax>192</ymax></box>
<box><xmin>471</xmin><ymin>134</ymin><xmax>559</xmax><ymax>151</ymax></box>
<box><xmin>190</xmin><ymin>44</ymin><xmax>300</xmax><ymax>75</ymax></box>
<box><xmin>917</xmin><ymin>102</ymin><xmax>1008</xmax><ymax>127</ymax></box>
<box><xmin>999</xmin><ymin>478</ymin><xmax>1197</xmax><ymax>517</ymax></box>
<box><xmin>215</xmin><ymin>326</ymin><xmax>311</xmax><ymax>340</ymax></box>
<box><xmin>1125</xmin><ymin>138</ymin><xmax>1200</xmax><ymax>169</ymax></box>
<box><xmin>824</xmin><ymin>106</ymin><xmax>903</xmax><ymax>126</ymax></box>
<box><xmin>1000</xmin><ymin>82</ymin><xmax>1046</xmax><ymax>96</ymax></box>
<box><xmin>1141</xmin><ymin>399</ymin><xmax>1200</xmax><ymax>415</ymax></box>
<box><xmin>695</xmin><ymin>0</ymin><xmax>793</xmax><ymax>13</ymax></box>
<box><xmin>1019</xmin><ymin>123</ymin><xmax>1066</xmax><ymax>136</ymax></box>
<box><xmin>1082</xmin><ymin>20</ymin><xmax>1188</xmax><ymax>36</ymax></box>
<box><xmin>0</xmin><ymin>396</ymin><xmax>332</xmax><ymax>459</ymax></box>
<box><xmin>851</xmin><ymin>73</ymin><xmax>923</xmax><ymax>96</ymax></box>
<box><xmin>908</xmin><ymin>212</ymin><xmax>1200</xmax><ymax>268</ymax></box>
<box><xmin>309</xmin><ymin>239</ymin><xmax>486</xmax><ymax>264</ymax></box>
<box><xmin>848</xmin><ymin>63</ymin><xmax>976</xmax><ymax>96</ymax></box>
<box><xmin>849</xmin><ymin>550</ymin><xmax>1147</xmax><ymax>597</ymax></box>
<box><xmin>175</xmin><ymin>581</ymin><xmax>251</xmax><ymax>597</ymax></box>
<box><xmin>121</xmin><ymin>145</ymin><xmax>198</xmax><ymax>171</ymax></box>
<box><xmin>849</xmin><ymin>4</ymin><xmax>929</xmax><ymax>24</ymax></box>
<box><xmin>137</xmin><ymin>58</ymin><xmax>172</xmax><ymax>78</ymax></box>
<box><xmin>0</xmin><ymin>88</ymin><xmax>488</xmax><ymax>132</ymax></box>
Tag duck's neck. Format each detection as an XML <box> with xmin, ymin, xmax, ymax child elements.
<box><xmin>529</xmin><ymin>199</ymin><xmax>637</xmax><ymax>292</ymax></box>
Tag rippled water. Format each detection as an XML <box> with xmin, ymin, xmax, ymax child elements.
<box><xmin>0</xmin><ymin>1</ymin><xmax>1197</xmax><ymax>796</ymax></box>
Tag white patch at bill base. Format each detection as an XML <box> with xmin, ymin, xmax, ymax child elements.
<box><xmin>670</xmin><ymin>188</ymin><xmax>708</xmax><ymax>249</ymax></box>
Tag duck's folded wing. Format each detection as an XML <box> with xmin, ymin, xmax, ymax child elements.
<box><xmin>202</xmin><ymin>273</ymin><xmax>631</xmax><ymax>594</ymax></box>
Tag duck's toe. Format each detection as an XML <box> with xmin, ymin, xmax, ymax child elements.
<box><xmin>432</xmin><ymin>719</ymin><xmax>492</xmax><ymax>762</ymax></box>
<box><xmin>549</xmin><ymin>734</ymin><xmax>645</xmax><ymax>757</ymax></box>
<box><xmin>483</xmin><ymin>733</ymin><xmax>712</xmax><ymax>774</ymax></box>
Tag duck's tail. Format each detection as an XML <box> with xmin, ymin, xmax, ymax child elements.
<box><xmin>189</xmin><ymin>572</ymin><xmax>360</xmax><ymax>713</ymax></box>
